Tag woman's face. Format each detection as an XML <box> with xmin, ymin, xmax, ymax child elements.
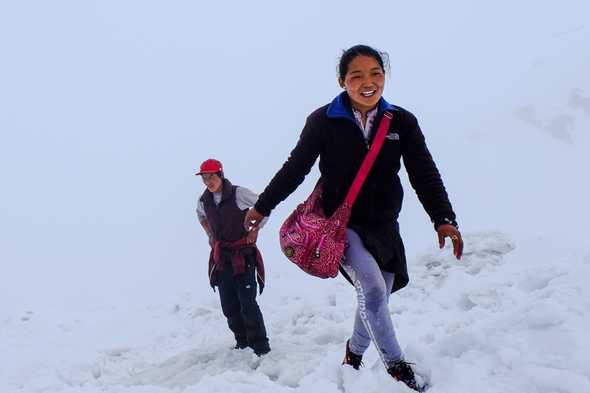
<box><xmin>339</xmin><ymin>55</ymin><xmax>385</xmax><ymax>113</ymax></box>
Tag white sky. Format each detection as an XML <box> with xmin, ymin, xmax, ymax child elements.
<box><xmin>1</xmin><ymin>0</ymin><xmax>589</xmax><ymax>312</ymax></box>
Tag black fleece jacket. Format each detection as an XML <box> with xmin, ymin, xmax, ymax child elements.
<box><xmin>254</xmin><ymin>93</ymin><xmax>457</xmax><ymax>291</ymax></box>
<box><xmin>255</xmin><ymin>94</ymin><xmax>456</xmax><ymax>229</ymax></box>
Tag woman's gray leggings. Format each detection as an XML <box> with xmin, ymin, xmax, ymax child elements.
<box><xmin>341</xmin><ymin>228</ymin><xmax>403</xmax><ymax>367</ymax></box>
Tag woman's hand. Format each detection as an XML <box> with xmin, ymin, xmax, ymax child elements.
<box><xmin>437</xmin><ymin>224</ymin><xmax>463</xmax><ymax>259</ymax></box>
<box><xmin>244</xmin><ymin>208</ymin><xmax>264</xmax><ymax>231</ymax></box>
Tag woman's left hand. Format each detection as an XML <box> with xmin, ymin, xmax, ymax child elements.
<box><xmin>244</xmin><ymin>208</ymin><xmax>264</xmax><ymax>231</ymax></box>
<box><xmin>437</xmin><ymin>224</ymin><xmax>463</xmax><ymax>260</ymax></box>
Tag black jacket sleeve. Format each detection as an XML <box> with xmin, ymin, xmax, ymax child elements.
<box><xmin>401</xmin><ymin>112</ymin><xmax>457</xmax><ymax>229</ymax></box>
<box><xmin>254</xmin><ymin>116</ymin><xmax>322</xmax><ymax>216</ymax></box>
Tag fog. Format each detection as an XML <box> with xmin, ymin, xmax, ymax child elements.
<box><xmin>1</xmin><ymin>0</ymin><xmax>588</xmax><ymax>312</ymax></box>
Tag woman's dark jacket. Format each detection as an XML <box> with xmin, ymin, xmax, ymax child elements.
<box><xmin>255</xmin><ymin>92</ymin><xmax>457</xmax><ymax>292</ymax></box>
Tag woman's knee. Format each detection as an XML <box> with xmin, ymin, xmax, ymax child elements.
<box><xmin>362</xmin><ymin>286</ymin><xmax>388</xmax><ymax>313</ymax></box>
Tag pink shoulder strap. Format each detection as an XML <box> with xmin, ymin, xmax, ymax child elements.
<box><xmin>344</xmin><ymin>111</ymin><xmax>393</xmax><ymax>206</ymax></box>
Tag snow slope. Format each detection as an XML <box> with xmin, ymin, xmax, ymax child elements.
<box><xmin>3</xmin><ymin>232</ymin><xmax>590</xmax><ymax>393</ymax></box>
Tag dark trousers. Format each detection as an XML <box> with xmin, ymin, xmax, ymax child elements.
<box><xmin>217</xmin><ymin>252</ymin><xmax>269</xmax><ymax>353</ymax></box>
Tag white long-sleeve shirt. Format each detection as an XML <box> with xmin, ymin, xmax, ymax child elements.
<box><xmin>352</xmin><ymin>106</ymin><xmax>378</xmax><ymax>141</ymax></box>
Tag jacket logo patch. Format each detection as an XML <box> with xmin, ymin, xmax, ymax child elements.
<box><xmin>386</xmin><ymin>132</ymin><xmax>400</xmax><ymax>140</ymax></box>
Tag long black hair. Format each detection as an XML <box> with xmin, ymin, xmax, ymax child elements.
<box><xmin>338</xmin><ymin>45</ymin><xmax>390</xmax><ymax>81</ymax></box>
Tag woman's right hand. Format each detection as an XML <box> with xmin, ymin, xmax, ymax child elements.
<box><xmin>244</xmin><ymin>208</ymin><xmax>265</xmax><ymax>231</ymax></box>
<box><xmin>437</xmin><ymin>224</ymin><xmax>464</xmax><ymax>260</ymax></box>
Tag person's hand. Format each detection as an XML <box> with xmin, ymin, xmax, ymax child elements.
<box><xmin>244</xmin><ymin>208</ymin><xmax>264</xmax><ymax>231</ymax></box>
<box><xmin>437</xmin><ymin>224</ymin><xmax>463</xmax><ymax>260</ymax></box>
<box><xmin>246</xmin><ymin>227</ymin><xmax>259</xmax><ymax>244</ymax></box>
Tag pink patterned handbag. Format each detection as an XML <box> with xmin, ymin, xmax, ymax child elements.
<box><xmin>279</xmin><ymin>111</ymin><xmax>393</xmax><ymax>278</ymax></box>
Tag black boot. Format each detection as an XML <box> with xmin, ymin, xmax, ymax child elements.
<box><xmin>233</xmin><ymin>339</ymin><xmax>248</xmax><ymax>350</ymax></box>
<box><xmin>342</xmin><ymin>340</ymin><xmax>363</xmax><ymax>370</ymax></box>
<box><xmin>387</xmin><ymin>360</ymin><xmax>426</xmax><ymax>392</ymax></box>
<box><xmin>251</xmin><ymin>340</ymin><xmax>271</xmax><ymax>356</ymax></box>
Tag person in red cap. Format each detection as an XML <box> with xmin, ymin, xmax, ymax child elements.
<box><xmin>195</xmin><ymin>158</ymin><xmax>270</xmax><ymax>356</ymax></box>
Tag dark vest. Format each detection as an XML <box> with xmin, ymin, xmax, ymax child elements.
<box><xmin>200</xmin><ymin>179</ymin><xmax>248</xmax><ymax>242</ymax></box>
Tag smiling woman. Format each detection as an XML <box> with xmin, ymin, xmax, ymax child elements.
<box><xmin>243</xmin><ymin>44</ymin><xmax>463</xmax><ymax>392</ymax></box>
<box><xmin>337</xmin><ymin>48</ymin><xmax>387</xmax><ymax>120</ymax></box>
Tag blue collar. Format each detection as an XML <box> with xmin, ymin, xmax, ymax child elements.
<box><xmin>326</xmin><ymin>92</ymin><xmax>397</xmax><ymax>121</ymax></box>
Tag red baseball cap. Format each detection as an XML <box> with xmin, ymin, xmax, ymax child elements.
<box><xmin>195</xmin><ymin>158</ymin><xmax>223</xmax><ymax>175</ymax></box>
